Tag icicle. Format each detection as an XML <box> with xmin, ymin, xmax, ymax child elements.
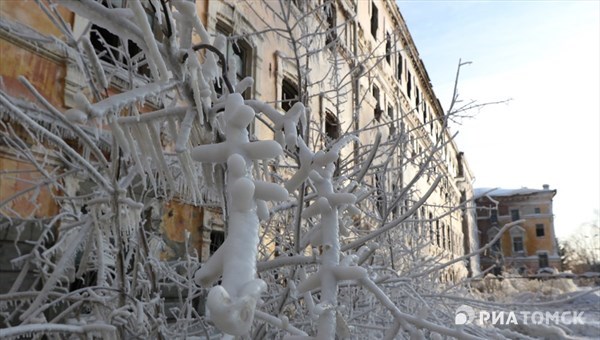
<box><xmin>171</xmin><ymin>0</ymin><xmax>211</xmax><ymax>43</ymax></box>
<box><xmin>20</xmin><ymin>221</ymin><xmax>91</xmax><ymax>322</ymax></box>
<box><xmin>130</xmin><ymin>0</ymin><xmax>169</xmax><ymax>82</ymax></box>
<box><xmin>149</xmin><ymin>0</ymin><xmax>162</xmax><ymax>25</ymax></box>
<box><xmin>122</xmin><ymin>123</ymin><xmax>146</xmax><ymax>183</ymax></box>
<box><xmin>80</xmin><ymin>36</ymin><xmax>108</xmax><ymax>90</ymax></box>
<box><xmin>130</xmin><ymin>123</ymin><xmax>157</xmax><ymax>191</ymax></box>
<box><xmin>64</xmin><ymin>108</ymin><xmax>88</xmax><ymax>123</ymax></box>
<box><xmin>146</xmin><ymin>121</ymin><xmax>176</xmax><ymax>192</ymax></box>
<box><xmin>109</xmin><ymin>115</ymin><xmax>130</xmax><ymax>158</ymax></box>
<box><xmin>175</xmin><ymin>108</ymin><xmax>196</xmax><ymax>153</ymax></box>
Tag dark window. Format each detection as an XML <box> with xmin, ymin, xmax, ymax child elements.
<box><xmin>216</xmin><ymin>22</ymin><xmax>253</xmax><ymax>98</ymax></box>
<box><xmin>511</xmin><ymin>209</ymin><xmax>520</xmax><ymax>221</ymax></box>
<box><xmin>90</xmin><ymin>24</ymin><xmax>147</xmax><ymax>75</ymax></box>
<box><xmin>387</xmin><ymin>105</ymin><xmax>395</xmax><ymax>135</ymax></box>
<box><xmin>90</xmin><ymin>24</ymin><xmax>119</xmax><ymax>64</ymax></box>
<box><xmin>490</xmin><ymin>209</ymin><xmax>498</xmax><ymax>222</ymax></box>
<box><xmin>427</xmin><ymin>210</ymin><xmax>433</xmax><ymax>240</ymax></box>
<box><xmin>457</xmin><ymin>152</ymin><xmax>465</xmax><ymax>178</ymax></box>
<box><xmin>415</xmin><ymin>87</ymin><xmax>420</xmax><ymax>108</ymax></box>
<box><xmin>435</xmin><ymin>219</ymin><xmax>440</xmax><ymax>247</ymax></box>
<box><xmin>396</xmin><ymin>53</ymin><xmax>402</xmax><ymax>82</ymax></box>
<box><xmin>385</xmin><ymin>33</ymin><xmax>391</xmax><ymax>63</ymax></box>
<box><xmin>536</xmin><ymin>224</ymin><xmax>545</xmax><ymax>237</ymax></box>
<box><xmin>534</xmin><ymin>207</ymin><xmax>541</xmax><ymax>214</ymax></box>
<box><xmin>538</xmin><ymin>253</ymin><xmax>549</xmax><ymax>268</ymax></box>
<box><xmin>372</xmin><ymin>85</ymin><xmax>382</xmax><ymax>121</ymax></box>
<box><xmin>89</xmin><ymin>0</ymin><xmax>156</xmax><ymax>77</ymax></box>
<box><xmin>325</xmin><ymin>110</ymin><xmax>340</xmax><ymax>142</ymax></box>
<box><xmin>375</xmin><ymin>173</ymin><xmax>385</xmax><ymax>217</ymax></box>
<box><xmin>282</xmin><ymin>78</ymin><xmax>299</xmax><ymax>112</ymax></box>
<box><xmin>440</xmin><ymin>222</ymin><xmax>445</xmax><ymax>249</ymax></box>
<box><xmin>324</xmin><ymin>110</ymin><xmax>341</xmax><ymax>175</ymax></box>
<box><xmin>429</xmin><ymin>114</ymin><xmax>433</xmax><ymax>133</ymax></box>
<box><xmin>210</xmin><ymin>230</ymin><xmax>225</xmax><ymax>255</ymax></box>
<box><xmin>370</xmin><ymin>2</ymin><xmax>378</xmax><ymax>38</ymax></box>
<box><xmin>446</xmin><ymin>224</ymin><xmax>450</xmax><ymax>250</ymax></box>
<box><xmin>325</xmin><ymin>4</ymin><xmax>337</xmax><ymax>46</ymax></box>
<box><xmin>513</xmin><ymin>236</ymin><xmax>523</xmax><ymax>252</ymax></box>
<box><xmin>406</xmin><ymin>71</ymin><xmax>412</xmax><ymax>99</ymax></box>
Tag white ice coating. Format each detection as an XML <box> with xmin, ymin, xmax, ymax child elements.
<box><xmin>130</xmin><ymin>0</ymin><xmax>169</xmax><ymax>82</ymax></box>
<box><xmin>191</xmin><ymin>94</ymin><xmax>282</xmax><ymax>164</ymax></box>
<box><xmin>192</xmin><ymin>94</ymin><xmax>289</xmax><ymax>336</ymax></box>
<box><xmin>244</xmin><ymin>100</ymin><xmax>306</xmax><ymax>151</ymax></box>
<box><xmin>284</xmin><ymin>134</ymin><xmax>360</xmax><ymax>339</ymax></box>
<box><xmin>80</xmin><ymin>36</ymin><xmax>108</xmax><ymax>90</ymax></box>
<box><xmin>65</xmin><ymin>82</ymin><xmax>177</xmax><ymax>122</ymax></box>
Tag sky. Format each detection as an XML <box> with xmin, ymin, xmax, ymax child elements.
<box><xmin>396</xmin><ymin>1</ymin><xmax>600</xmax><ymax>240</ymax></box>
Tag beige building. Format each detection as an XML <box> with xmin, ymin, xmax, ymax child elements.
<box><xmin>1</xmin><ymin>0</ymin><xmax>478</xmax><ymax>284</ymax></box>
<box><xmin>193</xmin><ymin>0</ymin><xmax>479</xmax><ymax>278</ymax></box>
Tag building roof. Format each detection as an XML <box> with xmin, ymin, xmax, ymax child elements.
<box><xmin>474</xmin><ymin>187</ymin><xmax>556</xmax><ymax>199</ymax></box>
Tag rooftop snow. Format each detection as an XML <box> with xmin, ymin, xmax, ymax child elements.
<box><xmin>474</xmin><ymin>187</ymin><xmax>555</xmax><ymax>199</ymax></box>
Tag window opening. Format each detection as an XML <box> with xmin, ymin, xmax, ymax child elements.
<box><xmin>536</xmin><ymin>224</ymin><xmax>545</xmax><ymax>237</ymax></box>
<box><xmin>210</xmin><ymin>230</ymin><xmax>225</xmax><ymax>255</ymax></box>
<box><xmin>372</xmin><ymin>84</ymin><xmax>382</xmax><ymax>121</ymax></box>
<box><xmin>385</xmin><ymin>33</ymin><xmax>391</xmax><ymax>63</ymax></box>
<box><xmin>325</xmin><ymin>3</ymin><xmax>337</xmax><ymax>46</ymax></box>
<box><xmin>370</xmin><ymin>2</ymin><xmax>379</xmax><ymax>38</ymax></box>
<box><xmin>538</xmin><ymin>253</ymin><xmax>549</xmax><ymax>268</ymax></box>
<box><xmin>511</xmin><ymin>209</ymin><xmax>520</xmax><ymax>221</ymax></box>
<box><xmin>513</xmin><ymin>236</ymin><xmax>524</xmax><ymax>252</ymax></box>
<box><xmin>282</xmin><ymin>78</ymin><xmax>299</xmax><ymax>112</ymax></box>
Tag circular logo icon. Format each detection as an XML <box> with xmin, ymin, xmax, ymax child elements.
<box><xmin>455</xmin><ymin>305</ymin><xmax>475</xmax><ymax>325</ymax></box>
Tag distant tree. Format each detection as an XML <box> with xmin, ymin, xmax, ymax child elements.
<box><xmin>563</xmin><ymin>212</ymin><xmax>600</xmax><ymax>273</ymax></box>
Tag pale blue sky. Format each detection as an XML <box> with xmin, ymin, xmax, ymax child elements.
<box><xmin>397</xmin><ymin>1</ymin><xmax>600</xmax><ymax>239</ymax></box>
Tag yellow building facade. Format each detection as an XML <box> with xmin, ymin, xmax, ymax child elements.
<box><xmin>475</xmin><ymin>186</ymin><xmax>560</xmax><ymax>274</ymax></box>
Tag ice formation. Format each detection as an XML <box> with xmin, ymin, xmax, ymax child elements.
<box><xmin>192</xmin><ymin>94</ymin><xmax>289</xmax><ymax>336</ymax></box>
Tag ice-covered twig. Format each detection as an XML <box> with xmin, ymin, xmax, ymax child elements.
<box><xmin>192</xmin><ymin>94</ymin><xmax>288</xmax><ymax>336</ymax></box>
<box><xmin>0</xmin><ymin>323</ymin><xmax>117</xmax><ymax>338</ymax></box>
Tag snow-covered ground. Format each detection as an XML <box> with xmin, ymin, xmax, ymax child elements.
<box><xmin>465</xmin><ymin>275</ymin><xmax>600</xmax><ymax>339</ymax></box>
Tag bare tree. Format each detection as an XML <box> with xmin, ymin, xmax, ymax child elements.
<box><xmin>562</xmin><ymin>212</ymin><xmax>600</xmax><ymax>273</ymax></box>
<box><xmin>0</xmin><ymin>1</ymin><xmax>595</xmax><ymax>339</ymax></box>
